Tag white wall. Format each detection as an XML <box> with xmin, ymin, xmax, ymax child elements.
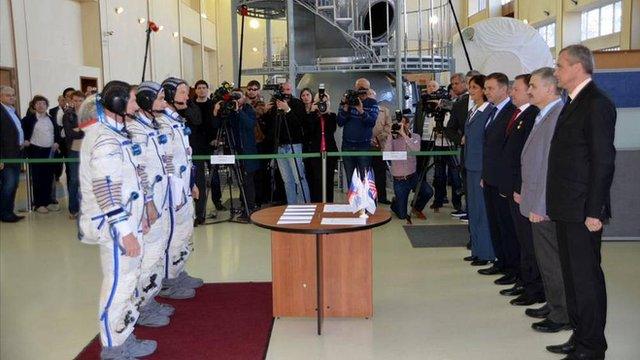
<box><xmin>150</xmin><ymin>0</ymin><xmax>182</xmax><ymax>81</ymax></box>
<box><xmin>0</xmin><ymin>0</ymin><xmax>15</xmax><ymax>68</ymax></box>
<box><xmin>9</xmin><ymin>0</ymin><xmax>101</xmax><ymax>115</ymax></box>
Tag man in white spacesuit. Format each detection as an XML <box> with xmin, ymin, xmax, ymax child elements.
<box><xmin>78</xmin><ymin>81</ymin><xmax>157</xmax><ymax>359</ymax></box>
<box><xmin>128</xmin><ymin>81</ymin><xmax>184</xmax><ymax>325</ymax></box>
<box><xmin>156</xmin><ymin>77</ymin><xmax>203</xmax><ymax>299</ymax></box>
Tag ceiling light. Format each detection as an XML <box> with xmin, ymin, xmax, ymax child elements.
<box><xmin>523</xmin><ymin>19</ymin><xmax>529</xmax><ymax>24</ymax></box>
<box><xmin>249</xmin><ymin>19</ymin><xmax>260</xmax><ymax>29</ymax></box>
<box><xmin>158</xmin><ymin>25</ymin><xmax>164</xmax><ymax>31</ymax></box>
<box><xmin>429</xmin><ymin>16</ymin><xmax>438</xmax><ymax>25</ymax></box>
<box><xmin>201</xmin><ymin>13</ymin><xmax>208</xmax><ymax>19</ymax></box>
<box><xmin>138</xmin><ymin>17</ymin><xmax>146</xmax><ymax>24</ymax></box>
<box><xmin>252</xmin><ymin>47</ymin><xmax>259</xmax><ymax>52</ymax></box>
<box><xmin>173</xmin><ymin>32</ymin><xmax>179</xmax><ymax>38</ymax></box>
<box><xmin>115</xmin><ymin>7</ymin><xmax>124</xmax><ymax>14</ymax></box>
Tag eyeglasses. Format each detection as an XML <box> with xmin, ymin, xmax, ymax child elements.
<box><xmin>247</xmin><ymin>88</ymin><xmax>259</xmax><ymax>91</ymax></box>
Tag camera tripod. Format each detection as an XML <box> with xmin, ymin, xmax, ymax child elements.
<box><xmin>273</xmin><ymin>108</ymin><xmax>308</xmax><ymax>204</ymax></box>
<box><xmin>205</xmin><ymin>114</ymin><xmax>252</xmax><ymax>225</ymax></box>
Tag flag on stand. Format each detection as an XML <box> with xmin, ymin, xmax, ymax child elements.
<box><xmin>348</xmin><ymin>169</ymin><xmax>365</xmax><ymax>213</ymax></box>
<box><xmin>364</xmin><ymin>168</ymin><xmax>377</xmax><ymax>214</ymax></box>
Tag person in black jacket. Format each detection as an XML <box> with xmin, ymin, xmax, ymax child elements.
<box><xmin>263</xmin><ymin>82</ymin><xmax>310</xmax><ymax>204</ymax></box>
<box><xmin>478</xmin><ymin>73</ymin><xmax>519</xmax><ymax>286</ymax></box>
<box><xmin>545</xmin><ymin>45</ymin><xmax>616</xmax><ymax>360</ymax></box>
<box><xmin>300</xmin><ymin>88</ymin><xmax>338</xmax><ymax>203</ymax></box>
<box><xmin>21</xmin><ymin>95</ymin><xmax>62</xmax><ymax>213</ymax></box>
<box><xmin>498</xmin><ymin>74</ymin><xmax>545</xmax><ymax>307</ymax></box>
<box><xmin>62</xmin><ymin>90</ymin><xmax>86</xmax><ymax>218</ymax></box>
<box><xmin>0</xmin><ymin>85</ymin><xmax>26</xmax><ymax>222</ymax></box>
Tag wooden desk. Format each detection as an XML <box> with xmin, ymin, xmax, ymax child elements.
<box><xmin>251</xmin><ymin>204</ymin><xmax>391</xmax><ymax>335</ymax></box>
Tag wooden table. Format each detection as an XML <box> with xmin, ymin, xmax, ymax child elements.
<box><xmin>251</xmin><ymin>204</ymin><xmax>391</xmax><ymax>335</ymax></box>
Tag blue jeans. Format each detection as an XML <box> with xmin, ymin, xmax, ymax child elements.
<box><xmin>342</xmin><ymin>142</ymin><xmax>371</xmax><ymax>189</ymax></box>
<box><xmin>391</xmin><ymin>173</ymin><xmax>434</xmax><ymax>220</ymax></box>
<box><xmin>276</xmin><ymin>143</ymin><xmax>310</xmax><ymax>204</ymax></box>
<box><xmin>66</xmin><ymin>150</ymin><xmax>80</xmax><ymax>214</ymax></box>
<box><xmin>0</xmin><ymin>164</ymin><xmax>20</xmax><ymax>219</ymax></box>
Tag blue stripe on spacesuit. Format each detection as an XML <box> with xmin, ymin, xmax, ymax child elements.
<box><xmin>164</xmin><ymin>184</ymin><xmax>175</xmax><ymax>279</ymax></box>
<box><xmin>100</xmin><ymin>226</ymin><xmax>121</xmax><ymax>348</ymax></box>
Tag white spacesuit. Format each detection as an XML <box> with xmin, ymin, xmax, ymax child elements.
<box><xmin>78</xmin><ymin>102</ymin><xmax>146</xmax><ymax>350</ymax></box>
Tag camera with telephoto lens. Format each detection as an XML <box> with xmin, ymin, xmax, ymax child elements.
<box><xmin>315</xmin><ymin>83</ymin><xmax>328</xmax><ymax>113</ymax></box>
<box><xmin>422</xmin><ymin>86</ymin><xmax>453</xmax><ymax>132</ymax></box>
<box><xmin>212</xmin><ymin>82</ymin><xmax>240</xmax><ymax>118</ymax></box>
<box><xmin>391</xmin><ymin>109</ymin><xmax>403</xmax><ymax>138</ymax></box>
<box><xmin>342</xmin><ymin>89</ymin><xmax>368</xmax><ymax>107</ymax></box>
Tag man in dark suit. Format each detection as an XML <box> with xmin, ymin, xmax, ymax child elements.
<box><xmin>498</xmin><ymin>74</ymin><xmax>544</xmax><ymax>306</ymax></box>
<box><xmin>478</xmin><ymin>73</ymin><xmax>519</xmax><ymax>286</ymax></box>
<box><xmin>545</xmin><ymin>45</ymin><xmax>616</xmax><ymax>360</ymax></box>
<box><xmin>0</xmin><ymin>85</ymin><xmax>25</xmax><ymax>222</ymax></box>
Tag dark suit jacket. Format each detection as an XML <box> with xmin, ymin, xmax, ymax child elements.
<box><xmin>498</xmin><ymin>105</ymin><xmax>538</xmax><ymax>195</ymax></box>
<box><xmin>482</xmin><ymin>100</ymin><xmax>516</xmax><ymax>186</ymax></box>
<box><xmin>445</xmin><ymin>94</ymin><xmax>470</xmax><ymax>145</ymax></box>
<box><xmin>547</xmin><ymin>81</ymin><xmax>616</xmax><ymax>222</ymax></box>
<box><xmin>0</xmin><ymin>104</ymin><xmax>22</xmax><ymax>159</ymax></box>
<box><xmin>48</xmin><ymin>106</ymin><xmax>60</xmax><ymax>120</ymax></box>
<box><xmin>21</xmin><ymin>112</ymin><xmax>63</xmax><ymax>146</ymax></box>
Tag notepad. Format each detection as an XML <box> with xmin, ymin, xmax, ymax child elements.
<box><xmin>321</xmin><ymin>217</ymin><xmax>366</xmax><ymax>225</ymax></box>
<box><xmin>323</xmin><ymin>204</ymin><xmax>354</xmax><ymax>213</ymax></box>
<box><xmin>277</xmin><ymin>219</ymin><xmax>313</xmax><ymax>225</ymax></box>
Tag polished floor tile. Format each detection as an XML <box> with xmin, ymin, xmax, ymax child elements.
<box><xmin>1</xmin><ymin>190</ymin><xmax>639</xmax><ymax>360</ymax></box>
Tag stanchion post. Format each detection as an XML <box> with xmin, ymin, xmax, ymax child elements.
<box><xmin>321</xmin><ymin>151</ymin><xmax>327</xmax><ymax>203</ymax></box>
<box><xmin>24</xmin><ymin>163</ymin><xmax>33</xmax><ymax>212</ymax></box>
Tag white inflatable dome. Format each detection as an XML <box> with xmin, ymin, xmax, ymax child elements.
<box><xmin>451</xmin><ymin>17</ymin><xmax>555</xmax><ymax>78</ymax></box>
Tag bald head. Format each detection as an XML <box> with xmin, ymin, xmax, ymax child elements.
<box><xmin>355</xmin><ymin>78</ymin><xmax>370</xmax><ymax>90</ymax></box>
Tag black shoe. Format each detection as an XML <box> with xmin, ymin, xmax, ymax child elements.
<box><xmin>494</xmin><ymin>274</ymin><xmax>518</xmax><ymax>285</ymax></box>
<box><xmin>459</xmin><ymin>215</ymin><xmax>469</xmax><ymax>223</ymax></box>
<box><xmin>510</xmin><ymin>294</ymin><xmax>544</xmax><ymax>305</ymax></box>
<box><xmin>532</xmin><ymin>318</ymin><xmax>571</xmax><ymax>333</ymax></box>
<box><xmin>214</xmin><ymin>201</ymin><xmax>227</xmax><ymax>211</ymax></box>
<box><xmin>478</xmin><ymin>265</ymin><xmax>502</xmax><ymax>275</ymax></box>
<box><xmin>560</xmin><ymin>352</ymin><xmax>604</xmax><ymax>360</ymax></box>
<box><xmin>194</xmin><ymin>217</ymin><xmax>205</xmax><ymax>227</ymax></box>
<box><xmin>378</xmin><ymin>199</ymin><xmax>391</xmax><ymax>205</ymax></box>
<box><xmin>235</xmin><ymin>213</ymin><xmax>250</xmax><ymax>223</ymax></box>
<box><xmin>547</xmin><ymin>334</ymin><xmax>576</xmax><ymax>354</ymax></box>
<box><xmin>500</xmin><ymin>285</ymin><xmax>525</xmax><ymax>296</ymax></box>
<box><xmin>451</xmin><ymin>210</ymin><xmax>467</xmax><ymax>217</ymax></box>
<box><xmin>464</xmin><ymin>255</ymin><xmax>477</xmax><ymax>262</ymax></box>
<box><xmin>1</xmin><ymin>215</ymin><xmax>23</xmax><ymax>223</ymax></box>
<box><xmin>525</xmin><ymin>304</ymin><xmax>550</xmax><ymax>319</ymax></box>
<box><xmin>466</xmin><ymin>240</ymin><xmax>471</xmax><ymax>250</ymax></box>
<box><xmin>470</xmin><ymin>259</ymin><xmax>490</xmax><ymax>266</ymax></box>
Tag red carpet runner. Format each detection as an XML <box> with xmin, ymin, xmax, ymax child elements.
<box><xmin>75</xmin><ymin>282</ymin><xmax>274</xmax><ymax>360</ymax></box>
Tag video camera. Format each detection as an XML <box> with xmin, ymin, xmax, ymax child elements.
<box><xmin>422</xmin><ymin>86</ymin><xmax>453</xmax><ymax>131</ymax></box>
<box><xmin>342</xmin><ymin>89</ymin><xmax>368</xmax><ymax>107</ymax></box>
<box><xmin>212</xmin><ymin>81</ymin><xmax>240</xmax><ymax>118</ymax></box>
<box><xmin>263</xmin><ymin>83</ymin><xmax>289</xmax><ymax>102</ymax></box>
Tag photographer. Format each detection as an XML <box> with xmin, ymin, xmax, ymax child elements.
<box><xmin>337</xmin><ymin>78</ymin><xmax>379</xmax><ymax>187</ymax></box>
<box><xmin>385</xmin><ymin>115</ymin><xmax>434</xmax><ymax>224</ymax></box>
<box><xmin>371</xmin><ymin>91</ymin><xmax>392</xmax><ymax>205</ymax></box>
<box><xmin>213</xmin><ymin>89</ymin><xmax>258</xmax><ymax>220</ymax></box>
<box><xmin>264</xmin><ymin>82</ymin><xmax>310</xmax><ymax>205</ymax></box>
<box><xmin>300</xmin><ymin>87</ymin><xmax>338</xmax><ymax>203</ymax></box>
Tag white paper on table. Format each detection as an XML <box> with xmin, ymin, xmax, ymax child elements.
<box><xmin>286</xmin><ymin>205</ymin><xmax>317</xmax><ymax>209</ymax></box>
<box><xmin>323</xmin><ymin>204</ymin><xmax>354</xmax><ymax>213</ymax></box>
<box><xmin>382</xmin><ymin>151</ymin><xmax>408</xmax><ymax>161</ymax></box>
<box><xmin>279</xmin><ymin>216</ymin><xmax>313</xmax><ymax>220</ymax></box>
<box><xmin>277</xmin><ymin>220</ymin><xmax>312</xmax><ymax>224</ymax></box>
<box><xmin>283</xmin><ymin>209</ymin><xmax>316</xmax><ymax>213</ymax></box>
<box><xmin>321</xmin><ymin>217</ymin><xmax>367</xmax><ymax>225</ymax></box>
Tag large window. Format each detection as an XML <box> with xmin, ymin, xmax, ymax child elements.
<box><xmin>537</xmin><ymin>22</ymin><xmax>556</xmax><ymax>49</ymax></box>
<box><xmin>468</xmin><ymin>0</ymin><xmax>487</xmax><ymax>17</ymax></box>
<box><xmin>581</xmin><ymin>1</ymin><xmax>622</xmax><ymax>41</ymax></box>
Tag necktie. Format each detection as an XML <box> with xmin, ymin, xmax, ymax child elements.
<box><xmin>485</xmin><ymin>107</ymin><xmax>497</xmax><ymax>129</ymax></box>
<box><xmin>505</xmin><ymin>108</ymin><xmax>522</xmax><ymax>136</ymax></box>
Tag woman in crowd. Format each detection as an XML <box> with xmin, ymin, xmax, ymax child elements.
<box><xmin>21</xmin><ymin>95</ymin><xmax>61</xmax><ymax>213</ymax></box>
<box><xmin>463</xmin><ymin>75</ymin><xmax>496</xmax><ymax>266</ymax></box>
<box><xmin>300</xmin><ymin>88</ymin><xmax>338</xmax><ymax>203</ymax></box>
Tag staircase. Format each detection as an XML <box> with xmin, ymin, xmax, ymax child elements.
<box><xmin>295</xmin><ymin>0</ymin><xmax>384</xmax><ymax>63</ymax></box>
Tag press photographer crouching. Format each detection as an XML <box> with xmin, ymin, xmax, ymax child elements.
<box><xmin>263</xmin><ymin>82</ymin><xmax>309</xmax><ymax>204</ymax></box>
<box><xmin>212</xmin><ymin>86</ymin><xmax>259</xmax><ymax>222</ymax></box>
<box><xmin>300</xmin><ymin>86</ymin><xmax>338</xmax><ymax>203</ymax></box>
<box><xmin>385</xmin><ymin>113</ymin><xmax>434</xmax><ymax>225</ymax></box>
<box><xmin>337</xmin><ymin>78</ymin><xmax>379</xmax><ymax>187</ymax></box>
